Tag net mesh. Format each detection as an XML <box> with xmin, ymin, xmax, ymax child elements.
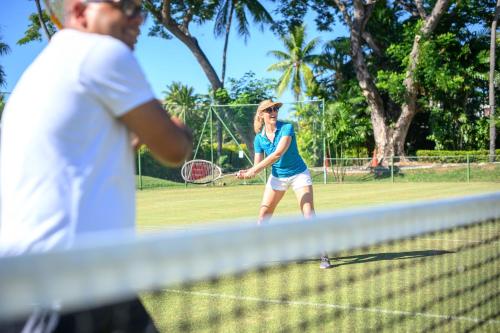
<box><xmin>0</xmin><ymin>192</ymin><xmax>499</xmax><ymax>332</ymax></box>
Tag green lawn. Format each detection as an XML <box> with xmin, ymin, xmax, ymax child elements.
<box><xmin>136</xmin><ymin>183</ymin><xmax>500</xmax><ymax>332</ymax></box>
<box><xmin>137</xmin><ymin>182</ymin><xmax>500</xmax><ymax>229</ymax></box>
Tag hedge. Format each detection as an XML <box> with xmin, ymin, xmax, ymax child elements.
<box><xmin>415</xmin><ymin>149</ymin><xmax>500</xmax><ymax>163</ymax></box>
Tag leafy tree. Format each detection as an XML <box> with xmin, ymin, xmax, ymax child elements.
<box><xmin>16</xmin><ymin>0</ymin><xmax>56</xmax><ymax>45</ymax></box>
<box><xmin>144</xmin><ymin>0</ymin><xmax>223</xmax><ymax>90</ymax></box>
<box><xmin>313</xmin><ymin>37</ymin><xmax>355</xmax><ymax>100</ymax></box>
<box><xmin>0</xmin><ymin>31</ymin><xmax>11</xmax><ymax>88</ymax></box>
<box><xmin>143</xmin><ymin>0</ymin><xmax>274</xmax><ymax>156</ymax></box>
<box><xmin>162</xmin><ymin>81</ymin><xmax>199</xmax><ymax>116</ymax></box>
<box><xmin>223</xmin><ymin>71</ymin><xmax>277</xmax><ymax>154</ymax></box>
<box><xmin>294</xmin><ymin>102</ymin><xmax>323</xmax><ymax>166</ymax></box>
<box><xmin>226</xmin><ymin>71</ymin><xmax>276</xmax><ymax>104</ymax></box>
<box><xmin>162</xmin><ymin>82</ymin><xmax>206</xmax><ymax>145</ymax></box>
<box><xmin>212</xmin><ymin>0</ymin><xmax>273</xmax><ymax>158</ymax></box>
<box><xmin>275</xmin><ymin>0</ymin><xmax>498</xmax><ymax>164</ymax></box>
<box><xmin>18</xmin><ymin>10</ymin><xmax>56</xmax><ymax>45</ymax></box>
<box><xmin>0</xmin><ymin>93</ymin><xmax>6</xmax><ymax>120</ymax></box>
<box><xmin>267</xmin><ymin>25</ymin><xmax>321</xmax><ymax>100</ymax></box>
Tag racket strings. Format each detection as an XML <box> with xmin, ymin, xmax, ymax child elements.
<box><xmin>183</xmin><ymin>161</ymin><xmax>221</xmax><ymax>183</ymax></box>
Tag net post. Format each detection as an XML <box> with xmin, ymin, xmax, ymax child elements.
<box><xmin>467</xmin><ymin>154</ymin><xmax>470</xmax><ymax>183</ymax></box>
<box><xmin>137</xmin><ymin>150</ymin><xmax>143</xmax><ymax>190</ymax></box>
<box><xmin>322</xmin><ymin>99</ymin><xmax>327</xmax><ymax>185</ymax></box>
<box><xmin>210</xmin><ymin>106</ymin><xmax>214</xmax><ymax>166</ymax></box>
<box><xmin>391</xmin><ymin>155</ymin><xmax>394</xmax><ymax>183</ymax></box>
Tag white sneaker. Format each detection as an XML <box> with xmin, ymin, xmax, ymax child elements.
<box><xmin>320</xmin><ymin>256</ymin><xmax>332</xmax><ymax>269</ymax></box>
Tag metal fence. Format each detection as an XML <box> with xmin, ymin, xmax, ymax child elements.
<box><xmin>312</xmin><ymin>155</ymin><xmax>500</xmax><ymax>184</ymax></box>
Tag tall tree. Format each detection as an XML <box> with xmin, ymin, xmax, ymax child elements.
<box><xmin>162</xmin><ymin>81</ymin><xmax>205</xmax><ymax>142</ymax></box>
<box><xmin>144</xmin><ymin>1</ymin><xmax>222</xmax><ymax>91</ymax></box>
<box><xmin>34</xmin><ymin>0</ymin><xmax>53</xmax><ymax>41</ymax></box>
<box><xmin>0</xmin><ymin>32</ymin><xmax>10</xmax><ymax>88</ymax></box>
<box><xmin>275</xmin><ymin>0</ymin><xmax>459</xmax><ymax>162</ymax></box>
<box><xmin>213</xmin><ymin>0</ymin><xmax>272</xmax><ymax>159</ymax></box>
<box><xmin>342</xmin><ymin>0</ymin><xmax>451</xmax><ymax>162</ymax></box>
<box><xmin>267</xmin><ymin>25</ymin><xmax>321</xmax><ymax>100</ymax></box>
<box><xmin>143</xmin><ymin>0</ymin><xmax>262</xmax><ymax>156</ymax></box>
<box><xmin>162</xmin><ymin>81</ymin><xmax>199</xmax><ymax>117</ymax></box>
<box><xmin>489</xmin><ymin>0</ymin><xmax>500</xmax><ymax>161</ymax></box>
<box><xmin>214</xmin><ymin>0</ymin><xmax>273</xmax><ymax>86</ymax></box>
<box><xmin>18</xmin><ymin>1</ymin><xmax>56</xmax><ymax>45</ymax></box>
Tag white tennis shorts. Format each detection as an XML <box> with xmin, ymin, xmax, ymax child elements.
<box><xmin>266</xmin><ymin>169</ymin><xmax>313</xmax><ymax>191</ymax></box>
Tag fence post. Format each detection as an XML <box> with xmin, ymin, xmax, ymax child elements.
<box><xmin>391</xmin><ymin>155</ymin><xmax>394</xmax><ymax>183</ymax></box>
<box><xmin>466</xmin><ymin>154</ymin><xmax>470</xmax><ymax>183</ymax></box>
<box><xmin>137</xmin><ymin>150</ymin><xmax>142</xmax><ymax>190</ymax></box>
<box><xmin>322</xmin><ymin>99</ymin><xmax>327</xmax><ymax>185</ymax></box>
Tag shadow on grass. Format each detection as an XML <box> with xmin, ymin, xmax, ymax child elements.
<box><xmin>331</xmin><ymin>249</ymin><xmax>452</xmax><ymax>267</ymax></box>
<box><xmin>293</xmin><ymin>249</ymin><xmax>452</xmax><ymax>266</ymax></box>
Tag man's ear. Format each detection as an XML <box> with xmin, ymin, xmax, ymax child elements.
<box><xmin>66</xmin><ymin>1</ymin><xmax>88</xmax><ymax>28</ymax></box>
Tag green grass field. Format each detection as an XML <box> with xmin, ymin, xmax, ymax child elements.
<box><xmin>136</xmin><ymin>182</ymin><xmax>500</xmax><ymax>229</ymax></box>
<box><xmin>136</xmin><ymin>183</ymin><xmax>500</xmax><ymax>332</ymax></box>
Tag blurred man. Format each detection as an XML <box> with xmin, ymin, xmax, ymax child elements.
<box><xmin>0</xmin><ymin>0</ymin><xmax>192</xmax><ymax>331</ymax></box>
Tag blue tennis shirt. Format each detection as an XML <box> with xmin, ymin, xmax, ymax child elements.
<box><xmin>254</xmin><ymin>121</ymin><xmax>307</xmax><ymax>178</ymax></box>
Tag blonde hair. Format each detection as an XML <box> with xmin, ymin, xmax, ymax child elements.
<box><xmin>253</xmin><ymin>109</ymin><xmax>264</xmax><ymax>134</ymax></box>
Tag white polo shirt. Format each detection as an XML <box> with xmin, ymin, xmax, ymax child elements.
<box><xmin>0</xmin><ymin>29</ymin><xmax>155</xmax><ymax>255</ymax></box>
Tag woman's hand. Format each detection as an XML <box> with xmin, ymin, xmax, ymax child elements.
<box><xmin>236</xmin><ymin>168</ymin><xmax>257</xmax><ymax>179</ymax></box>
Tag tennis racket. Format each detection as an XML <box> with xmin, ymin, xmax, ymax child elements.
<box><xmin>181</xmin><ymin>159</ymin><xmax>237</xmax><ymax>184</ymax></box>
<box><xmin>43</xmin><ymin>0</ymin><xmax>64</xmax><ymax>29</ymax></box>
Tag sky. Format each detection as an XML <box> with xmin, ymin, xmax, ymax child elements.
<box><xmin>0</xmin><ymin>1</ymin><xmax>347</xmax><ymax>118</ymax></box>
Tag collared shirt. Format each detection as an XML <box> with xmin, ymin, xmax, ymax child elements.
<box><xmin>0</xmin><ymin>29</ymin><xmax>154</xmax><ymax>255</ymax></box>
<box><xmin>254</xmin><ymin>121</ymin><xmax>307</xmax><ymax>178</ymax></box>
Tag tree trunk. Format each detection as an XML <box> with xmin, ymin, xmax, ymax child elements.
<box><xmin>162</xmin><ymin>24</ymin><xmax>222</xmax><ymax>90</ymax></box>
<box><xmin>35</xmin><ymin>0</ymin><xmax>52</xmax><ymax>41</ymax></box>
<box><xmin>148</xmin><ymin>0</ymin><xmax>255</xmax><ymax>156</ymax></box>
<box><xmin>397</xmin><ymin>0</ymin><xmax>450</xmax><ymax>158</ymax></box>
<box><xmin>221</xmin><ymin>2</ymin><xmax>234</xmax><ymax>87</ymax></box>
<box><xmin>489</xmin><ymin>0</ymin><xmax>499</xmax><ymax>162</ymax></box>
<box><xmin>217</xmin><ymin>2</ymin><xmax>234</xmax><ymax>162</ymax></box>
<box><xmin>341</xmin><ymin>0</ymin><xmax>450</xmax><ymax>164</ymax></box>
<box><xmin>350</xmin><ymin>0</ymin><xmax>391</xmax><ymax>164</ymax></box>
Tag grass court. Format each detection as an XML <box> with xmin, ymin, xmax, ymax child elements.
<box><xmin>137</xmin><ymin>182</ymin><xmax>499</xmax><ymax>332</ymax></box>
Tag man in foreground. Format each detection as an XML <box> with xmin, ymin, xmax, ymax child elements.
<box><xmin>0</xmin><ymin>0</ymin><xmax>192</xmax><ymax>331</ymax></box>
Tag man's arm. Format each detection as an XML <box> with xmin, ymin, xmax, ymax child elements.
<box><xmin>119</xmin><ymin>99</ymin><xmax>193</xmax><ymax>166</ymax></box>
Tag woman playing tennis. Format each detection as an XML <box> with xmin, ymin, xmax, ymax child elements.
<box><xmin>236</xmin><ymin>99</ymin><xmax>331</xmax><ymax>269</ymax></box>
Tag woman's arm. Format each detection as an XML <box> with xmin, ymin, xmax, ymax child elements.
<box><xmin>239</xmin><ymin>136</ymin><xmax>291</xmax><ymax>179</ymax></box>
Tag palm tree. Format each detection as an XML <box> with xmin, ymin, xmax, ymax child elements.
<box><xmin>0</xmin><ymin>32</ymin><xmax>11</xmax><ymax>88</ymax></box>
<box><xmin>267</xmin><ymin>25</ymin><xmax>321</xmax><ymax>100</ymax></box>
<box><xmin>162</xmin><ymin>82</ymin><xmax>199</xmax><ymax>120</ymax></box>
<box><xmin>35</xmin><ymin>0</ymin><xmax>53</xmax><ymax>41</ymax></box>
<box><xmin>214</xmin><ymin>0</ymin><xmax>273</xmax><ymax>86</ymax></box>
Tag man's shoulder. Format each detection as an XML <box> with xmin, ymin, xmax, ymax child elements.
<box><xmin>54</xmin><ymin>29</ymin><xmax>131</xmax><ymax>55</ymax></box>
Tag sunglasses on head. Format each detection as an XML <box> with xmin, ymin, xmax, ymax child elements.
<box><xmin>84</xmin><ymin>0</ymin><xmax>144</xmax><ymax>19</ymax></box>
<box><xmin>262</xmin><ymin>106</ymin><xmax>279</xmax><ymax>114</ymax></box>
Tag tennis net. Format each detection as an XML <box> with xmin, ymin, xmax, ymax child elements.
<box><xmin>0</xmin><ymin>192</ymin><xmax>499</xmax><ymax>332</ymax></box>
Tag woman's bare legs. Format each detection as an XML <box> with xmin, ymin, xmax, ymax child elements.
<box><xmin>293</xmin><ymin>185</ymin><xmax>315</xmax><ymax>218</ymax></box>
<box><xmin>258</xmin><ymin>186</ymin><xmax>286</xmax><ymax>225</ymax></box>
<box><xmin>294</xmin><ymin>185</ymin><xmax>331</xmax><ymax>268</ymax></box>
